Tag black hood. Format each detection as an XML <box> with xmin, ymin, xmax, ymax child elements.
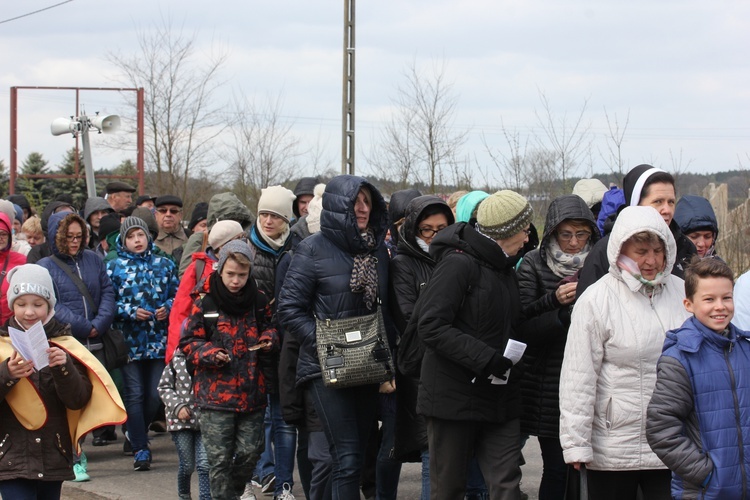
<box><xmin>539</xmin><ymin>195</ymin><xmax>600</xmax><ymax>260</ymax></box>
<box><xmin>292</xmin><ymin>177</ymin><xmax>320</xmax><ymax>218</ymax></box>
<box><xmin>429</xmin><ymin>222</ymin><xmax>512</xmax><ymax>272</ymax></box>
<box><xmin>388</xmin><ymin>189</ymin><xmax>421</xmax><ymax>245</ymax></box>
<box><xmin>397</xmin><ymin>195</ymin><xmax>454</xmax><ymax>262</ymax></box>
<box><xmin>320</xmin><ymin>175</ymin><xmax>389</xmax><ymax>255</ymax></box>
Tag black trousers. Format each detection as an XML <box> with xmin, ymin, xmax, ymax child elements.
<box><xmin>426</xmin><ymin>417</ymin><xmax>521</xmax><ymax>500</ymax></box>
<box><xmin>586</xmin><ymin>468</ymin><xmax>671</xmax><ymax>500</ymax></box>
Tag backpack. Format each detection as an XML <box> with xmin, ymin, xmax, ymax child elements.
<box><xmin>597</xmin><ymin>186</ymin><xmax>625</xmax><ymax>236</ymax></box>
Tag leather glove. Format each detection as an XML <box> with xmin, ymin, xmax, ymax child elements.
<box><xmin>486</xmin><ymin>353</ymin><xmax>513</xmax><ymax>380</ymax></box>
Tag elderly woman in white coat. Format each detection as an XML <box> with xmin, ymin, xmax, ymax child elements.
<box><xmin>559</xmin><ymin>206</ymin><xmax>690</xmax><ymax>500</ymax></box>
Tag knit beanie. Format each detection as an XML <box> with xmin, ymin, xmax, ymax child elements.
<box><xmin>306</xmin><ymin>184</ymin><xmax>326</xmax><ymax>234</ymax></box>
<box><xmin>0</xmin><ymin>200</ymin><xmax>15</xmax><ymax>227</ymax></box>
<box><xmin>6</xmin><ymin>264</ymin><xmax>57</xmax><ymax>314</ymax></box>
<box><xmin>217</xmin><ymin>239</ymin><xmax>254</xmax><ymax>273</ymax></box>
<box><xmin>572</xmin><ymin>179</ymin><xmax>608</xmax><ymax>209</ymax></box>
<box><xmin>476</xmin><ymin>190</ymin><xmax>533</xmax><ymax>240</ymax></box>
<box><xmin>623</xmin><ymin>164</ymin><xmax>666</xmax><ymax>207</ymax></box>
<box><xmin>208</xmin><ymin>220</ymin><xmax>244</xmax><ymax>250</ymax></box>
<box><xmin>456</xmin><ymin>191</ymin><xmax>489</xmax><ymax>223</ymax></box>
<box><xmin>120</xmin><ymin>216</ymin><xmax>150</xmax><ymax>243</ymax></box>
<box><xmin>12</xmin><ymin>204</ymin><xmax>23</xmax><ymax>224</ymax></box>
<box><xmin>257</xmin><ymin>186</ymin><xmax>296</xmax><ymax>223</ymax></box>
<box><xmin>188</xmin><ymin>202</ymin><xmax>209</xmax><ymax>232</ymax></box>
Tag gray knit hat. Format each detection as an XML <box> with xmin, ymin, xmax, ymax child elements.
<box><xmin>6</xmin><ymin>264</ymin><xmax>57</xmax><ymax>314</ymax></box>
<box><xmin>476</xmin><ymin>190</ymin><xmax>533</xmax><ymax>240</ymax></box>
<box><xmin>217</xmin><ymin>239</ymin><xmax>255</xmax><ymax>273</ymax></box>
<box><xmin>120</xmin><ymin>216</ymin><xmax>150</xmax><ymax>243</ymax></box>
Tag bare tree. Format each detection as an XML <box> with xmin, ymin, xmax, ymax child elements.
<box><xmin>367</xmin><ymin>59</ymin><xmax>468</xmax><ymax>194</ymax></box>
<box><xmin>668</xmin><ymin>148</ymin><xmax>694</xmax><ymax>188</ymax></box>
<box><xmin>107</xmin><ymin>18</ymin><xmax>228</xmax><ymax>202</ymax></box>
<box><xmin>534</xmin><ymin>91</ymin><xmax>592</xmax><ymax>191</ymax></box>
<box><xmin>482</xmin><ymin>123</ymin><xmax>530</xmax><ymax>191</ymax></box>
<box><xmin>225</xmin><ymin>93</ymin><xmax>303</xmax><ymax>210</ymax></box>
<box><xmin>364</xmin><ymin>111</ymin><xmax>419</xmax><ymax>190</ymax></box>
<box><xmin>600</xmin><ymin>107</ymin><xmax>630</xmax><ymax>184</ymax></box>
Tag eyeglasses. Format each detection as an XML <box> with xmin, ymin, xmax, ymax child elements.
<box><xmin>418</xmin><ymin>227</ymin><xmax>445</xmax><ymax>238</ymax></box>
<box><xmin>557</xmin><ymin>231</ymin><xmax>591</xmax><ymax>242</ymax></box>
<box><xmin>156</xmin><ymin>208</ymin><xmax>182</xmax><ymax>215</ymax></box>
<box><xmin>66</xmin><ymin>234</ymin><xmax>83</xmax><ymax>242</ymax></box>
<box><xmin>522</xmin><ymin>228</ymin><xmax>532</xmax><ymax>236</ymax></box>
<box><xmin>0</xmin><ymin>232</ymin><xmax>9</xmax><ymax>240</ymax></box>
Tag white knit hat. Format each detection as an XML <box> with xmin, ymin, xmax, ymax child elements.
<box><xmin>6</xmin><ymin>264</ymin><xmax>57</xmax><ymax>316</ymax></box>
<box><xmin>306</xmin><ymin>183</ymin><xmax>326</xmax><ymax>234</ymax></box>
<box><xmin>257</xmin><ymin>186</ymin><xmax>296</xmax><ymax>223</ymax></box>
<box><xmin>208</xmin><ymin>220</ymin><xmax>245</xmax><ymax>250</ymax></box>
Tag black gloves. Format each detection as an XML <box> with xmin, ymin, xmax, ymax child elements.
<box><xmin>487</xmin><ymin>353</ymin><xmax>514</xmax><ymax>380</ymax></box>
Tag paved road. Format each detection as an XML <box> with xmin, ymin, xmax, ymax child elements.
<box><xmin>62</xmin><ymin>430</ymin><xmax>543</xmax><ymax>499</ymax></box>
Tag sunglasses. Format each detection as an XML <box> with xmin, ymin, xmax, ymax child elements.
<box><xmin>156</xmin><ymin>208</ymin><xmax>182</xmax><ymax>215</ymax></box>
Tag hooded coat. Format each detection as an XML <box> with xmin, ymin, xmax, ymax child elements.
<box><xmin>647</xmin><ymin>317</ymin><xmax>750</xmax><ymax>499</ymax></box>
<box><xmin>516</xmin><ymin>195</ymin><xmax>599</xmax><ymax>438</ymax></box>
<box><xmin>83</xmin><ymin>197</ymin><xmax>113</xmax><ymax>250</ymax></box>
<box><xmin>387</xmin><ymin>189</ymin><xmax>421</xmax><ymax>247</ymax></box>
<box><xmin>416</xmin><ymin>222</ymin><xmax>523</xmax><ymax>423</ymax></box>
<box><xmin>37</xmin><ymin>212</ymin><xmax>115</xmax><ymax>344</ymax></box>
<box><xmin>559</xmin><ymin>206</ymin><xmax>690</xmax><ymax>470</ymax></box>
<box><xmin>388</xmin><ymin>195</ymin><xmax>454</xmax><ymax>459</ymax></box>
<box><xmin>25</xmin><ymin>201</ymin><xmax>75</xmax><ymax>264</ymax></box>
<box><xmin>674</xmin><ymin>195</ymin><xmax>719</xmax><ymax>258</ymax></box>
<box><xmin>277</xmin><ymin>175</ymin><xmax>392</xmax><ymax>386</ymax></box>
<box><xmin>292</xmin><ymin>177</ymin><xmax>319</xmax><ymax>219</ymax></box>
<box><xmin>0</xmin><ymin>213</ymin><xmax>27</xmax><ymax>324</ymax></box>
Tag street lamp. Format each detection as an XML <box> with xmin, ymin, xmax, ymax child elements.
<box><xmin>50</xmin><ymin>111</ymin><xmax>120</xmax><ymax>198</ymax></box>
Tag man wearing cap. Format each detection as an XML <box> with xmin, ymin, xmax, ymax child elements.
<box><xmin>135</xmin><ymin>195</ymin><xmax>157</xmax><ymax>210</ymax></box>
<box><xmin>105</xmin><ymin>182</ymin><xmax>136</xmax><ymax>213</ymax></box>
<box><xmin>83</xmin><ymin>197</ymin><xmax>115</xmax><ymax>251</ymax></box>
<box><xmin>154</xmin><ymin>195</ymin><xmax>188</xmax><ymax>256</ymax></box>
<box><xmin>575</xmin><ymin>164</ymin><xmax>697</xmax><ymax>298</ymax></box>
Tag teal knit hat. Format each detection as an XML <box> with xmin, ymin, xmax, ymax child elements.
<box><xmin>455</xmin><ymin>191</ymin><xmax>489</xmax><ymax>223</ymax></box>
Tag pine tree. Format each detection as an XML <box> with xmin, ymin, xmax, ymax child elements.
<box><xmin>53</xmin><ymin>148</ymin><xmax>88</xmax><ymax>209</ymax></box>
<box><xmin>0</xmin><ymin>159</ymin><xmax>8</xmax><ymax>197</ymax></box>
<box><xmin>17</xmin><ymin>152</ymin><xmax>54</xmax><ymax>209</ymax></box>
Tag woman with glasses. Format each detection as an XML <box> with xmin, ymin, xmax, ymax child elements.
<box><xmin>515</xmin><ymin>194</ymin><xmax>599</xmax><ymax>499</ymax></box>
<box><xmin>0</xmin><ymin>212</ymin><xmax>27</xmax><ymax>324</ymax></box>
<box><xmin>37</xmin><ymin>211</ymin><xmax>116</xmax><ymax>481</ymax></box>
<box><xmin>388</xmin><ymin>195</ymin><xmax>454</xmax><ymax>499</ymax></box>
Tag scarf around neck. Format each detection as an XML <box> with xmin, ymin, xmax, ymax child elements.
<box><xmin>208</xmin><ymin>271</ymin><xmax>258</xmax><ymax>317</ymax></box>
<box><xmin>616</xmin><ymin>253</ymin><xmax>667</xmax><ymax>293</ymax></box>
<box><xmin>350</xmin><ymin>228</ymin><xmax>378</xmax><ymax>310</ymax></box>
<box><xmin>545</xmin><ymin>238</ymin><xmax>591</xmax><ymax>278</ymax></box>
<box><xmin>256</xmin><ymin>223</ymin><xmax>290</xmax><ymax>253</ymax></box>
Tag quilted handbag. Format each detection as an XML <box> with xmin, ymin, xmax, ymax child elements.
<box><xmin>316</xmin><ymin>307</ymin><xmax>394</xmax><ymax>388</ymax></box>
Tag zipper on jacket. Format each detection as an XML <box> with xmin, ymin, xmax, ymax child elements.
<box><xmin>724</xmin><ymin>345</ymin><xmax>746</xmax><ymax>497</ymax></box>
<box><xmin>649</xmin><ymin>293</ymin><xmax>666</xmax><ymax>334</ymax></box>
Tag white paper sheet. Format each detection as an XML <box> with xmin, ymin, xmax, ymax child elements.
<box><xmin>8</xmin><ymin>321</ymin><xmax>49</xmax><ymax>370</ymax></box>
<box><xmin>489</xmin><ymin>339</ymin><xmax>526</xmax><ymax>385</ymax></box>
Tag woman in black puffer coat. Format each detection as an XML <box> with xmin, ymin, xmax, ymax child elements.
<box><xmin>515</xmin><ymin>194</ymin><xmax>599</xmax><ymax>500</ymax></box>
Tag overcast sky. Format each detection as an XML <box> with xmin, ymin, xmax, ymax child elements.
<box><xmin>1</xmin><ymin>0</ymin><xmax>748</xmax><ymax>187</ymax></box>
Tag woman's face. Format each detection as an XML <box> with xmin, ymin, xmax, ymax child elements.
<box><xmin>258</xmin><ymin>212</ymin><xmax>285</xmax><ymax>240</ymax></box>
<box><xmin>686</xmin><ymin>230</ymin><xmax>714</xmax><ymax>258</ymax></box>
<box><xmin>554</xmin><ymin>221</ymin><xmax>592</xmax><ymax>255</ymax></box>
<box><xmin>417</xmin><ymin>213</ymin><xmax>449</xmax><ymax>245</ymax></box>
<box><xmin>354</xmin><ymin>190</ymin><xmax>372</xmax><ymax>231</ymax></box>
<box><xmin>497</xmin><ymin>225</ymin><xmax>530</xmax><ymax>257</ymax></box>
<box><xmin>65</xmin><ymin>221</ymin><xmax>84</xmax><ymax>256</ymax></box>
<box><xmin>620</xmin><ymin>237</ymin><xmax>666</xmax><ymax>280</ymax></box>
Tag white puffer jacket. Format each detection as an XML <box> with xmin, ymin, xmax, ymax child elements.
<box><xmin>559</xmin><ymin>206</ymin><xmax>690</xmax><ymax>471</ymax></box>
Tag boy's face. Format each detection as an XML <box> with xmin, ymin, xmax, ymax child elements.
<box><xmin>125</xmin><ymin>228</ymin><xmax>149</xmax><ymax>254</ymax></box>
<box><xmin>220</xmin><ymin>259</ymin><xmax>250</xmax><ymax>294</ymax></box>
<box><xmin>684</xmin><ymin>276</ymin><xmax>734</xmax><ymax>332</ymax></box>
<box><xmin>14</xmin><ymin>295</ymin><xmax>50</xmax><ymax>330</ymax></box>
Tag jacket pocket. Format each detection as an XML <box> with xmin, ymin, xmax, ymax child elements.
<box><xmin>605</xmin><ymin>397</ymin><xmax>613</xmax><ymax>431</ymax></box>
<box><xmin>54</xmin><ymin>433</ymin><xmax>72</xmax><ymax>466</ymax></box>
<box><xmin>0</xmin><ymin>433</ymin><xmax>11</xmax><ymax>466</ymax></box>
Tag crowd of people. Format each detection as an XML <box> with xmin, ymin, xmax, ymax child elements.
<box><xmin>1</xmin><ymin>163</ymin><xmax>750</xmax><ymax>500</ymax></box>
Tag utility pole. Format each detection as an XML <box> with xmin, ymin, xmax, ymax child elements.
<box><xmin>342</xmin><ymin>0</ymin><xmax>355</xmax><ymax>175</ymax></box>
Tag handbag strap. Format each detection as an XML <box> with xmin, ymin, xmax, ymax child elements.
<box><xmin>50</xmin><ymin>255</ymin><xmax>98</xmax><ymax>316</ymax></box>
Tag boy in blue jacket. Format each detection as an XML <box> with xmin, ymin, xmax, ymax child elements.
<box><xmin>647</xmin><ymin>258</ymin><xmax>750</xmax><ymax>499</ymax></box>
<box><xmin>106</xmin><ymin>216</ymin><xmax>179</xmax><ymax>471</ymax></box>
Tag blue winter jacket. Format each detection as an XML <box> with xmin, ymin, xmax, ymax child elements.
<box><xmin>37</xmin><ymin>211</ymin><xmax>115</xmax><ymax>344</ymax></box>
<box><xmin>277</xmin><ymin>175</ymin><xmax>394</xmax><ymax>386</ymax></box>
<box><xmin>647</xmin><ymin>316</ymin><xmax>750</xmax><ymax>499</ymax></box>
<box><xmin>106</xmin><ymin>236</ymin><xmax>179</xmax><ymax>361</ymax></box>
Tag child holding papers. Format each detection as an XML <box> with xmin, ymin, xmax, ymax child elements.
<box><xmin>0</xmin><ymin>264</ymin><xmax>125</xmax><ymax>499</ymax></box>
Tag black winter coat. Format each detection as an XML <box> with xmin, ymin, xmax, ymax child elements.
<box><xmin>277</xmin><ymin>175</ymin><xmax>393</xmax><ymax>386</ymax></box>
<box><xmin>516</xmin><ymin>194</ymin><xmax>599</xmax><ymax>438</ymax></box>
<box><xmin>389</xmin><ymin>195</ymin><xmax>453</xmax><ymax>461</ymax></box>
<box><xmin>417</xmin><ymin>223</ymin><xmax>523</xmax><ymax>423</ymax></box>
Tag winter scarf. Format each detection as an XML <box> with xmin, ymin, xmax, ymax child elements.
<box><xmin>349</xmin><ymin>228</ymin><xmax>378</xmax><ymax>310</ymax></box>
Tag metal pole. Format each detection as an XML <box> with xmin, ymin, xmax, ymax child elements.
<box><xmin>79</xmin><ymin>116</ymin><xmax>97</xmax><ymax>199</ymax></box>
<box><xmin>9</xmin><ymin>87</ymin><xmax>17</xmax><ymax>194</ymax></box>
<box><xmin>342</xmin><ymin>0</ymin><xmax>355</xmax><ymax>175</ymax></box>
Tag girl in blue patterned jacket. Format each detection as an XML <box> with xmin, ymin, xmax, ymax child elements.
<box><xmin>106</xmin><ymin>216</ymin><xmax>179</xmax><ymax>472</ymax></box>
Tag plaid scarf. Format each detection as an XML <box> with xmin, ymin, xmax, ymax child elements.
<box><xmin>349</xmin><ymin>228</ymin><xmax>378</xmax><ymax>310</ymax></box>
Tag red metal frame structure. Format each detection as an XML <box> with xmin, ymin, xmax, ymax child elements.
<box><xmin>9</xmin><ymin>86</ymin><xmax>145</xmax><ymax>195</ymax></box>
